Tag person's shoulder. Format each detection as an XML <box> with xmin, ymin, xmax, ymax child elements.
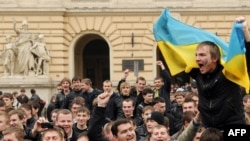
<box><xmin>93</xmin><ymin>88</ymin><xmax>103</xmax><ymax>94</ymax></box>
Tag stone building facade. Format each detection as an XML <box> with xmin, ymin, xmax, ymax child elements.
<box><xmin>0</xmin><ymin>0</ymin><xmax>249</xmax><ymax>100</ymax></box>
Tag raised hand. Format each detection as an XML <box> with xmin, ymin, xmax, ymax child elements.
<box><xmin>97</xmin><ymin>92</ymin><xmax>111</xmax><ymax>107</ymax></box>
<box><xmin>124</xmin><ymin>69</ymin><xmax>129</xmax><ymax>78</ymax></box>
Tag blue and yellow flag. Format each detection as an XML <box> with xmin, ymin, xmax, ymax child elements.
<box><xmin>153</xmin><ymin>8</ymin><xmax>249</xmax><ymax>92</ymax></box>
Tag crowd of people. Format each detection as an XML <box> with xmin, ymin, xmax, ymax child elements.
<box><xmin>0</xmin><ymin>16</ymin><xmax>249</xmax><ymax>141</ymax></box>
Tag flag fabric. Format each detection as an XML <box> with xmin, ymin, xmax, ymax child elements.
<box><xmin>153</xmin><ymin>8</ymin><xmax>249</xmax><ymax>92</ymax></box>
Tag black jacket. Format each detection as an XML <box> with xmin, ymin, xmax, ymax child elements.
<box><xmin>54</xmin><ymin>92</ymin><xmax>66</xmax><ymax>109</ymax></box>
<box><xmin>188</xmin><ymin>41</ymin><xmax>250</xmax><ymax>130</ymax></box>
<box><xmin>105</xmin><ymin>92</ymin><xmax>123</xmax><ymax>121</ymax></box>
<box><xmin>17</xmin><ymin>95</ymin><xmax>29</xmax><ymax>104</ymax></box>
<box><xmin>155</xmin><ymin>69</ymin><xmax>172</xmax><ymax>113</ymax></box>
<box><xmin>190</xmin><ymin>65</ymin><xmax>245</xmax><ymax>129</ymax></box>
<box><xmin>63</xmin><ymin>89</ymin><xmax>84</xmax><ymax>109</ymax></box>
<box><xmin>88</xmin><ymin>107</ymin><xmax>109</xmax><ymax>141</ymax></box>
<box><xmin>83</xmin><ymin>89</ymin><xmax>102</xmax><ymax>112</ymax></box>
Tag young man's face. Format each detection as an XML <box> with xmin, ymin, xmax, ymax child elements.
<box><xmin>146</xmin><ymin>120</ymin><xmax>159</xmax><ymax>133</ymax></box>
<box><xmin>154</xmin><ymin>79</ymin><xmax>163</xmax><ymax>90</ymax></box>
<box><xmin>151</xmin><ymin>127</ymin><xmax>170</xmax><ymax>141</ymax></box>
<box><xmin>121</xmin><ymin>85</ymin><xmax>130</xmax><ymax>96</ymax></box>
<box><xmin>243</xmin><ymin>98</ymin><xmax>250</xmax><ymax>107</ymax></box>
<box><xmin>170</xmin><ymin>94</ymin><xmax>175</xmax><ymax>102</ymax></box>
<box><xmin>103</xmin><ymin>82</ymin><xmax>112</xmax><ymax>93</ymax></box>
<box><xmin>76</xmin><ymin>112</ymin><xmax>90</xmax><ymax>126</ymax></box>
<box><xmin>70</xmin><ymin>103</ymin><xmax>82</xmax><ymax>116</ymax></box>
<box><xmin>2</xmin><ymin>97</ymin><xmax>13</xmax><ymax>107</ymax></box>
<box><xmin>55</xmin><ymin>113</ymin><xmax>73</xmax><ymax>136</ymax></box>
<box><xmin>142</xmin><ymin>109</ymin><xmax>153</xmax><ymax>123</ymax></box>
<box><xmin>195</xmin><ymin>45</ymin><xmax>217</xmax><ymax>74</ymax></box>
<box><xmin>20</xmin><ymin>91</ymin><xmax>25</xmax><ymax>96</ymax></box>
<box><xmin>3</xmin><ymin>132</ymin><xmax>19</xmax><ymax>141</ymax></box>
<box><xmin>0</xmin><ymin>116</ymin><xmax>9</xmax><ymax>132</ymax></box>
<box><xmin>182</xmin><ymin>102</ymin><xmax>196</xmax><ymax>113</ymax></box>
<box><xmin>175</xmin><ymin>95</ymin><xmax>185</xmax><ymax>106</ymax></box>
<box><xmin>153</xmin><ymin>102</ymin><xmax>166</xmax><ymax>114</ymax></box>
<box><xmin>122</xmin><ymin>101</ymin><xmax>134</xmax><ymax>117</ymax></box>
<box><xmin>57</xmin><ymin>85</ymin><xmax>62</xmax><ymax>92</ymax></box>
<box><xmin>72</xmin><ymin>80</ymin><xmax>82</xmax><ymax>90</ymax></box>
<box><xmin>81</xmin><ymin>83</ymin><xmax>90</xmax><ymax>92</ymax></box>
<box><xmin>136</xmin><ymin>80</ymin><xmax>146</xmax><ymax>92</ymax></box>
<box><xmin>61</xmin><ymin>81</ymin><xmax>70</xmax><ymax>89</ymax></box>
<box><xmin>10</xmin><ymin>114</ymin><xmax>22</xmax><ymax>128</ymax></box>
<box><xmin>51</xmin><ymin>112</ymin><xmax>57</xmax><ymax>123</ymax></box>
<box><xmin>43</xmin><ymin>131</ymin><xmax>63</xmax><ymax>141</ymax></box>
<box><xmin>143</xmin><ymin>93</ymin><xmax>153</xmax><ymax>104</ymax></box>
<box><xmin>115</xmin><ymin>123</ymin><xmax>136</xmax><ymax>141</ymax></box>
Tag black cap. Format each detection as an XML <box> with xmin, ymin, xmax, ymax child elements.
<box><xmin>147</xmin><ymin>111</ymin><xmax>165</xmax><ymax>125</ymax></box>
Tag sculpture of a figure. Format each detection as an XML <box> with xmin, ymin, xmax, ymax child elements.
<box><xmin>13</xmin><ymin>18</ymin><xmax>35</xmax><ymax>76</ymax></box>
<box><xmin>3</xmin><ymin>35</ymin><xmax>16</xmax><ymax>76</ymax></box>
<box><xmin>30</xmin><ymin>34</ymin><xmax>50</xmax><ymax>76</ymax></box>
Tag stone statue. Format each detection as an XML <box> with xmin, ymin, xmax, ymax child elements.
<box><xmin>2</xmin><ymin>35</ymin><xmax>16</xmax><ymax>76</ymax></box>
<box><xmin>1</xmin><ymin>19</ymin><xmax>51</xmax><ymax>78</ymax></box>
<box><xmin>12</xmin><ymin>18</ymin><xmax>35</xmax><ymax>76</ymax></box>
<box><xmin>30</xmin><ymin>34</ymin><xmax>51</xmax><ymax>76</ymax></box>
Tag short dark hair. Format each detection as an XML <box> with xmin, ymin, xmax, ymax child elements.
<box><xmin>70</xmin><ymin>96</ymin><xmax>85</xmax><ymax>108</ymax></box>
<box><xmin>200</xmin><ymin>127</ymin><xmax>224</xmax><ymax>141</ymax></box>
<box><xmin>142</xmin><ymin>88</ymin><xmax>154</xmax><ymax>95</ymax></box>
<box><xmin>152</xmin><ymin>97</ymin><xmax>165</xmax><ymax>106</ymax></box>
<box><xmin>122</xmin><ymin>98</ymin><xmax>135</xmax><ymax>107</ymax></box>
<box><xmin>111</xmin><ymin>118</ymin><xmax>131</xmax><ymax>136</ymax></box>
<box><xmin>2</xmin><ymin>93</ymin><xmax>13</xmax><ymax>100</ymax></box>
<box><xmin>72</xmin><ymin>76</ymin><xmax>82</xmax><ymax>82</ymax></box>
<box><xmin>20</xmin><ymin>88</ymin><xmax>25</xmax><ymax>92</ymax></box>
<box><xmin>30</xmin><ymin>89</ymin><xmax>36</xmax><ymax>94</ymax></box>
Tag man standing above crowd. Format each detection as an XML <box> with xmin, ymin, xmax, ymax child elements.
<box><xmin>161</xmin><ymin>16</ymin><xmax>250</xmax><ymax>130</ymax></box>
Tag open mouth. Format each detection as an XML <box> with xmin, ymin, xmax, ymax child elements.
<box><xmin>198</xmin><ymin>63</ymin><xmax>204</xmax><ymax>68</ymax></box>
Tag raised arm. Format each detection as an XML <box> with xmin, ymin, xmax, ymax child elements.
<box><xmin>12</xmin><ymin>18</ymin><xmax>19</xmax><ymax>35</ymax></box>
<box><xmin>235</xmin><ymin>16</ymin><xmax>250</xmax><ymax>42</ymax></box>
<box><xmin>236</xmin><ymin>16</ymin><xmax>250</xmax><ymax>76</ymax></box>
<box><xmin>156</xmin><ymin>60</ymin><xmax>172</xmax><ymax>112</ymax></box>
<box><xmin>117</xmin><ymin>69</ymin><xmax>129</xmax><ymax>93</ymax></box>
<box><xmin>88</xmin><ymin>92</ymin><xmax>111</xmax><ymax>141</ymax></box>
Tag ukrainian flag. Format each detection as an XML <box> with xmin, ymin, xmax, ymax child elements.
<box><xmin>153</xmin><ymin>9</ymin><xmax>249</xmax><ymax>92</ymax></box>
